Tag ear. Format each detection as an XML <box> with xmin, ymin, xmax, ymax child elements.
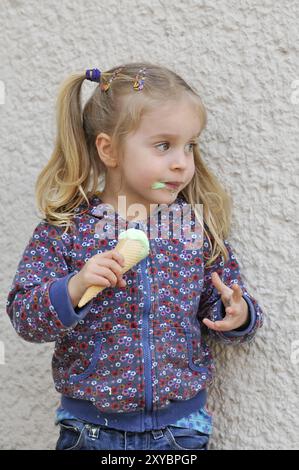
<box><xmin>95</xmin><ymin>132</ymin><xmax>118</xmax><ymax>168</ymax></box>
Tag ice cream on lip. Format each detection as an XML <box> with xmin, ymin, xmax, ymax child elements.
<box><xmin>151</xmin><ymin>181</ymin><xmax>182</xmax><ymax>190</ymax></box>
<box><xmin>151</xmin><ymin>182</ymin><xmax>167</xmax><ymax>189</ymax></box>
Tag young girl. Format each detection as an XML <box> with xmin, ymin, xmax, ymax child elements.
<box><xmin>6</xmin><ymin>62</ymin><xmax>264</xmax><ymax>451</ymax></box>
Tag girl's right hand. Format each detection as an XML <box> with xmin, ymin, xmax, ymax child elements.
<box><xmin>68</xmin><ymin>250</ymin><xmax>126</xmax><ymax>308</ymax></box>
<box><xmin>78</xmin><ymin>250</ymin><xmax>127</xmax><ymax>290</ymax></box>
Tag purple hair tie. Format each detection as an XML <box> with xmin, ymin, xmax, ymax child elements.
<box><xmin>85</xmin><ymin>68</ymin><xmax>101</xmax><ymax>83</ymax></box>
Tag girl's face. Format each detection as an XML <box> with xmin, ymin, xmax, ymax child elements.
<box><xmin>118</xmin><ymin>98</ymin><xmax>202</xmax><ymax>216</ymax></box>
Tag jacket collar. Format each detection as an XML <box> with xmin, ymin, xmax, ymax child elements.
<box><xmin>88</xmin><ymin>193</ymin><xmax>187</xmax><ymax>228</ymax></box>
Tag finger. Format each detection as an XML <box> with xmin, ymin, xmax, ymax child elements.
<box><xmin>202</xmin><ymin>317</ymin><xmax>236</xmax><ymax>332</ymax></box>
<box><xmin>231</xmin><ymin>284</ymin><xmax>243</xmax><ymax>302</ymax></box>
<box><xmin>107</xmin><ymin>258</ymin><xmax>125</xmax><ymax>276</ymax></box>
<box><xmin>95</xmin><ymin>266</ymin><xmax>118</xmax><ymax>287</ymax></box>
<box><xmin>100</xmin><ymin>250</ymin><xmax>125</xmax><ymax>267</ymax></box>
<box><xmin>111</xmin><ymin>250</ymin><xmax>125</xmax><ymax>267</ymax></box>
<box><xmin>99</xmin><ymin>264</ymin><xmax>126</xmax><ymax>288</ymax></box>
<box><xmin>225</xmin><ymin>306</ymin><xmax>235</xmax><ymax>315</ymax></box>
<box><xmin>117</xmin><ymin>276</ymin><xmax>127</xmax><ymax>288</ymax></box>
<box><xmin>211</xmin><ymin>272</ymin><xmax>229</xmax><ymax>295</ymax></box>
<box><xmin>224</xmin><ymin>306</ymin><xmax>242</xmax><ymax>321</ymax></box>
<box><xmin>97</xmin><ymin>258</ymin><xmax>124</xmax><ymax>277</ymax></box>
<box><xmin>87</xmin><ymin>275</ymin><xmax>111</xmax><ymax>288</ymax></box>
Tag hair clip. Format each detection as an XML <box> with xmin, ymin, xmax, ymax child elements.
<box><xmin>100</xmin><ymin>67</ymin><xmax>124</xmax><ymax>92</ymax></box>
<box><xmin>133</xmin><ymin>68</ymin><xmax>146</xmax><ymax>91</ymax></box>
<box><xmin>86</xmin><ymin>66</ymin><xmax>147</xmax><ymax>93</ymax></box>
<box><xmin>85</xmin><ymin>68</ymin><xmax>101</xmax><ymax>83</ymax></box>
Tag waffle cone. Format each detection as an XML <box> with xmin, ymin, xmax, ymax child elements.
<box><xmin>78</xmin><ymin>238</ymin><xmax>148</xmax><ymax>308</ymax></box>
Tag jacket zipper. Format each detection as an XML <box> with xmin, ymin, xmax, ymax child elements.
<box><xmin>140</xmin><ymin>256</ymin><xmax>153</xmax><ymax>428</ymax></box>
<box><xmin>135</xmin><ymin>223</ymin><xmax>153</xmax><ymax>429</ymax></box>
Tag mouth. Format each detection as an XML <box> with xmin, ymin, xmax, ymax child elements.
<box><xmin>151</xmin><ymin>181</ymin><xmax>183</xmax><ymax>191</ymax></box>
<box><xmin>164</xmin><ymin>182</ymin><xmax>182</xmax><ymax>190</ymax></box>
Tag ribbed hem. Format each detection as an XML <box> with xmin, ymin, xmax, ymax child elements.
<box><xmin>61</xmin><ymin>389</ymin><xmax>207</xmax><ymax>432</ymax></box>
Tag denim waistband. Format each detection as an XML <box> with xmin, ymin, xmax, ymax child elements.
<box><xmin>58</xmin><ymin>419</ymin><xmax>167</xmax><ymax>441</ymax></box>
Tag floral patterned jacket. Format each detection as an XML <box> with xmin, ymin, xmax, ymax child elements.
<box><xmin>6</xmin><ymin>194</ymin><xmax>264</xmax><ymax>431</ymax></box>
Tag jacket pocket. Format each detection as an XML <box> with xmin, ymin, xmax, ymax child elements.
<box><xmin>67</xmin><ymin>328</ymin><xmax>145</xmax><ymax>412</ymax></box>
<box><xmin>69</xmin><ymin>334</ymin><xmax>103</xmax><ymax>384</ymax></box>
<box><xmin>184</xmin><ymin>327</ymin><xmax>207</xmax><ymax>373</ymax></box>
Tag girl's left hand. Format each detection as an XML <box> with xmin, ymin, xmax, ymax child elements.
<box><xmin>202</xmin><ymin>272</ymin><xmax>249</xmax><ymax>332</ymax></box>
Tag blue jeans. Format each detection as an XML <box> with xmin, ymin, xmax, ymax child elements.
<box><xmin>55</xmin><ymin>419</ymin><xmax>209</xmax><ymax>451</ymax></box>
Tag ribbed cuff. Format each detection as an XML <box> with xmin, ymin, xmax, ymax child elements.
<box><xmin>213</xmin><ymin>293</ymin><xmax>257</xmax><ymax>338</ymax></box>
<box><xmin>49</xmin><ymin>272</ymin><xmax>91</xmax><ymax>328</ymax></box>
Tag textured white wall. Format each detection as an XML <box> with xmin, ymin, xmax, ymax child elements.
<box><xmin>1</xmin><ymin>0</ymin><xmax>299</xmax><ymax>450</ymax></box>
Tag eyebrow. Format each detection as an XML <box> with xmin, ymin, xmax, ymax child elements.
<box><xmin>148</xmin><ymin>132</ymin><xmax>201</xmax><ymax>139</ymax></box>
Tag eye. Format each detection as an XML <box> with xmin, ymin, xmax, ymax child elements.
<box><xmin>155</xmin><ymin>142</ymin><xmax>170</xmax><ymax>152</ymax></box>
<box><xmin>155</xmin><ymin>142</ymin><xmax>197</xmax><ymax>152</ymax></box>
<box><xmin>187</xmin><ymin>142</ymin><xmax>197</xmax><ymax>152</ymax></box>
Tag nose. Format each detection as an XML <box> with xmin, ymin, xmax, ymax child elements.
<box><xmin>170</xmin><ymin>152</ymin><xmax>188</xmax><ymax>171</ymax></box>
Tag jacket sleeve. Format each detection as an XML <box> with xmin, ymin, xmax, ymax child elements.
<box><xmin>197</xmin><ymin>234</ymin><xmax>264</xmax><ymax>345</ymax></box>
<box><xmin>6</xmin><ymin>221</ymin><xmax>91</xmax><ymax>343</ymax></box>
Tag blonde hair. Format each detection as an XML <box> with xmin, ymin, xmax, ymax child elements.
<box><xmin>35</xmin><ymin>61</ymin><xmax>232</xmax><ymax>266</ymax></box>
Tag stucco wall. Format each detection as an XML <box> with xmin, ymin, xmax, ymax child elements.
<box><xmin>1</xmin><ymin>0</ymin><xmax>298</xmax><ymax>450</ymax></box>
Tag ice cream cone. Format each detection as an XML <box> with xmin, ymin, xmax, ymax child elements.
<box><xmin>78</xmin><ymin>228</ymin><xmax>149</xmax><ymax>308</ymax></box>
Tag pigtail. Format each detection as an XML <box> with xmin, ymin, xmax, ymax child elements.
<box><xmin>35</xmin><ymin>73</ymin><xmax>102</xmax><ymax>233</ymax></box>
